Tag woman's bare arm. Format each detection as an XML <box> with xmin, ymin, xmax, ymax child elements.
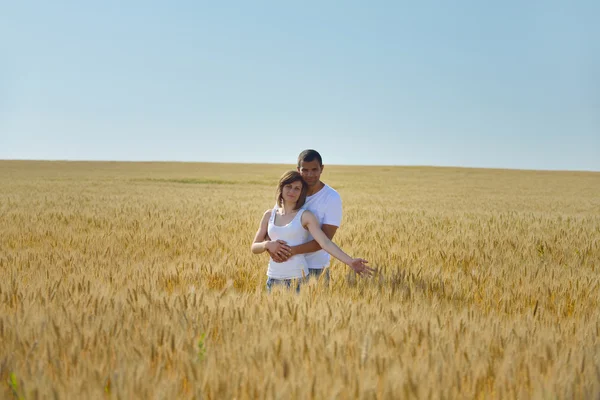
<box><xmin>251</xmin><ymin>210</ymin><xmax>272</xmax><ymax>254</ymax></box>
<box><xmin>301</xmin><ymin>211</ymin><xmax>373</xmax><ymax>275</ymax></box>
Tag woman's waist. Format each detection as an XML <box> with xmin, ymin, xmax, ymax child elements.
<box><xmin>266</xmin><ymin>237</ymin><xmax>309</xmax><ymax>246</ymax></box>
<box><xmin>268</xmin><ymin>254</ymin><xmax>307</xmax><ymax>268</ymax></box>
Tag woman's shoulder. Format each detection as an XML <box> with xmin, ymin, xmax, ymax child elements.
<box><xmin>300</xmin><ymin>208</ymin><xmax>315</xmax><ymax>220</ymax></box>
<box><xmin>261</xmin><ymin>209</ymin><xmax>273</xmax><ymax>222</ymax></box>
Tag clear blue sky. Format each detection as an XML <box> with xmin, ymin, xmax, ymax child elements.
<box><xmin>1</xmin><ymin>1</ymin><xmax>598</xmax><ymax>170</ymax></box>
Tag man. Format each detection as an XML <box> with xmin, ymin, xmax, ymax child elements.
<box><xmin>268</xmin><ymin>149</ymin><xmax>374</xmax><ymax>279</ymax></box>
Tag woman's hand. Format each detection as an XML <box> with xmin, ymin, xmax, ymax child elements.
<box><xmin>266</xmin><ymin>240</ymin><xmax>292</xmax><ymax>262</ymax></box>
<box><xmin>349</xmin><ymin>258</ymin><xmax>374</xmax><ymax>277</ymax></box>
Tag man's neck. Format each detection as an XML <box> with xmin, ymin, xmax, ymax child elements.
<box><xmin>307</xmin><ymin>181</ymin><xmax>325</xmax><ymax>196</ymax></box>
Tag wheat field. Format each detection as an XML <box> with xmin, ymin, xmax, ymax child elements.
<box><xmin>0</xmin><ymin>160</ymin><xmax>599</xmax><ymax>399</ymax></box>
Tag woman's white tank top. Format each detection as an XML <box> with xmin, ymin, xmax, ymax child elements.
<box><xmin>266</xmin><ymin>208</ymin><xmax>309</xmax><ymax>279</ymax></box>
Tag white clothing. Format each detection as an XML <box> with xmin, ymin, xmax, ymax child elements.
<box><xmin>303</xmin><ymin>184</ymin><xmax>342</xmax><ymax>269</ymax></box>
<box><xmin>266</xmin><ymin>208</ymin><xmax>309</xmax><ymax>279</ymax></box>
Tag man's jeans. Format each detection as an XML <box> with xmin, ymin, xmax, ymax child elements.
<box><xmin>308</xmin><ymin>268</ymin><xmax>330</xmax><ymax>284</ymax></box>
<box><xmin>265</xmin><ymin>277</ymin><xmax>303</xmax><ymax>293</ymax></box>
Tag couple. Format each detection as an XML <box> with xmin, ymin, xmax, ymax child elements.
<box><xmin>251</xmin><ymin>149</ymin><xmax>374</xmax><ymax>291</ymax></box>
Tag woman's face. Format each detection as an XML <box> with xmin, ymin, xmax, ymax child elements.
<box><xmin>282</xmin><ymin>180</ymin><xmax>303</xmax><ymax>204</ymax></box>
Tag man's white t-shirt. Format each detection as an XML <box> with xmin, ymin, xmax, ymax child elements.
<box><xmin>302</xmin><ymin>184</ymin><xmax>342</xmax><ymax>270</ymax></box>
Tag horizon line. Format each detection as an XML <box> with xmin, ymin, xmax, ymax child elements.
<box><xmin>1</xmin><ymin>158</ymin><xmax>599</xmax><ymax>174</ymax></box>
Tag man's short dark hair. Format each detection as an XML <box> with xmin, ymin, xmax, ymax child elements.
<box><xmin>297</xmin><ymin>149</ymin><xmax>323</xmax><ymax>167</ymax></box>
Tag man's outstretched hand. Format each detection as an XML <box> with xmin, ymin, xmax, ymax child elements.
<box><xmin>266</xmin><ymin>240</ymin><xmax>292</xmax><ymax>263</ymax></box>
<box><xmin>349</xmin><ymin>258</ymin><xmax>375</xmax><ymax>277</ymax></box>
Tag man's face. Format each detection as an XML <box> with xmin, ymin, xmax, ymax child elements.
<box><xmin>298</xmin><ymin>159</ymin><xmax>323</xmax><ymax>187</ymax></box>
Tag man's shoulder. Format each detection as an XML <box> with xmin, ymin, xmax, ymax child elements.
<box><xmin>322</xmin><ymin>184</ymin><xmax>341</xmax><ymax>201</ymax></box>
<box><xmin>306</xmin><ymin>183</ymin><xmax>341</xmax><ymax>209</ymax></box>
<box><xmin>316</xmin><ymin>182</ymin><xmax>339</xmax><ymax>196</ymax></box>
<box><xmin>308</xmin><ymin>184</ymin><xmax>341</xmax><ymax>209</ymax></box>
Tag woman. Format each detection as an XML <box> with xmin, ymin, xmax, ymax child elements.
<box><xmin>251</xmin><ymin>171</ymin><xmax>368</xmax><ymax>291</ymax></box>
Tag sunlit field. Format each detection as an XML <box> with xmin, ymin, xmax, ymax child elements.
<box><xmin>1</xmin><ymin>160</ymin><xmax>599</xmax><ymax>399</ymax></box>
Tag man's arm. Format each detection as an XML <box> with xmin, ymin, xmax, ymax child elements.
<box><xmin>289</xmin><ymin>224</ymin><xmax>338</xmax><ymax>256</ymax></box>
